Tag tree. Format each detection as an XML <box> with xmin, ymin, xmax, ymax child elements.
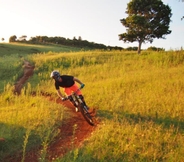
<box><xmin>78</xmin><ymin>36</ymin><xmax>82</xmax><ymax>41</ymax></box>
<box><xmin>1</xmin><ymin>38</ymin><xmax>4</xmax><ymax>42</ymax></box>
<box><xmin>18</xmin><ymin>35</ymin><xmax>27</xmax><ymax>41</ymax></box>
<box><xmin>9</xmin><ymin>35</ymin><xmax>17</xmax><ymax>42</ymax></box>
<box><xmin>119</xmin><ymin>0</ymin><xmax>172</xmax><ymax>54</ymax></box>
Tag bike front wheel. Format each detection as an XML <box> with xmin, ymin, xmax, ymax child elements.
<box><xmin>79</xmin><ymin>104</ymin><xmax>94</xmax><ymax>126</ymax></box>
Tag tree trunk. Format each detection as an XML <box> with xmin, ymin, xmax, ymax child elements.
<box><xmin>137</xmin><ymin>41</ymin><xmax>142</xmax><ymax>54</ymax></box>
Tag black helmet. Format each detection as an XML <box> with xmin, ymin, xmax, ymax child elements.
<box><xmin>50</xmin><ymin>70</ymin><xmax>61</xmax><ymax>81</ymax></box>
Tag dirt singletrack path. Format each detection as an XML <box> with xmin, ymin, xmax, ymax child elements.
<box><xmin>14</xmin><ymin>60</ymin><xmax>35</xmax><ymax>95</ymax></box>
<box><xmin>10</xmin><ymin>60</ymin><xmax>97</xmax><ymax>162</ymax></box>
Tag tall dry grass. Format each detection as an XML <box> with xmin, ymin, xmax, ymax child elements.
<box><xmin>1</xmin><ymin>49</ymin><xmax>184</xmax><ymax>161</ymax></box>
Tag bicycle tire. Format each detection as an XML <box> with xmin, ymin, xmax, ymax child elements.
<box><xmin>79</xmin><ymin>104</ymin><xmax>94</xmax><ymax>126</ymax></box>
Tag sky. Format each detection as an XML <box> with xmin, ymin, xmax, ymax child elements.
<box><xmin>0</xmin><ymin>0</ymin><xmax>183</xmax><ymax>50</ymax></box>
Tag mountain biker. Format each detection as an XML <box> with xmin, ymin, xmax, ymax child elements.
<box><xmin>50</xmin><ymin>70</ymin><xmax>89</xmax><ymax>112</ymax></box>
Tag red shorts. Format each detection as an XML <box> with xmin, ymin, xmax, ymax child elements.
<box><xmin>64</xmin><ymin>83</ymin><xmax>82</xmax><ymax>96</ymax></box>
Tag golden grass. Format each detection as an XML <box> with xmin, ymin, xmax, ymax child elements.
<box><xmin>1</xmin><ymin>49</ymin><xmax>184</xmax><ymax>161</ymax></box>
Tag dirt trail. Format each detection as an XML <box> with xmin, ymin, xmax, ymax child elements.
<box><xmin>14</xmin><ymin>60</ymin><xmax>35</xmax><ymax>95</ymax></box>
<box><xmin>8</xmin><ymin>60</ymin><xmax>97</xmax><ymax>162</ymax></box>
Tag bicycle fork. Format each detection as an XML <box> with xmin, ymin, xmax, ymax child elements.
<box><xmin>73</xmin><ymin>95</ymin><xmax>88</xmax><ymax>113</ymax></box>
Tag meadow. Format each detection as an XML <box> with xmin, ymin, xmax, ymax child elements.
<box><xmin>0</xmin><ymin>43</ymin><xmax>184</xmax><ymax>161</ymax></box>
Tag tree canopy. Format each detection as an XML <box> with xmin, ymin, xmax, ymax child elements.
<box><xmin>8</xmin><ymin>35</ymin><xmax>124</xmax><ymax>51</ymax></box>
<box><xmin>119</xmin><ymin>0</ymin><xmax>172</xmax><ymax>54</ymax></box>
<box><xmin>9</xmin><ymin>35</ymin><xmax>17</xmax><ymax>42</ymax></box>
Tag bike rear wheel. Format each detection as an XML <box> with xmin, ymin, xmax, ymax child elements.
<box><xmin>79</xmin><ymin>104</ymin><xmax>94</xmax><ymax>126</ymax></box>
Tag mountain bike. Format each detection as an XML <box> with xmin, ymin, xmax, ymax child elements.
<box><xmin>63</xmin><ymin>88</ymin><xmax>94</xmax><ymax>126</ymax></box>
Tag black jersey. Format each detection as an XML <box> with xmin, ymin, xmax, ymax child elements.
<box><xmin>55</xmin><ymin>75</ymin><xmax>74</xmax><ymax>89</ymax></box>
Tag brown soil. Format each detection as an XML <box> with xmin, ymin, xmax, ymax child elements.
<box><xmin>14</xmin><ymin>60</ymin><xmax>35</xmax><ymax>95</ymax></box>
<box><xmin>0</xmin><ymin>138</ymin><xmax>5</xmax><ymax>142</ymax></box>
<box><xmin>5</xmin><ymin>60</ymin><xmax>97</xmax><ymax>162</ymax></box>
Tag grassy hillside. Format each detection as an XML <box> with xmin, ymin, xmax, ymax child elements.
<box><xmin>0</xmin><ymin>43</ymin><xmax>184</xmax><ymax>161</ymax></box>
<box><xmin>0</xmin><ymin>42</ymin><xmax>83</xmax><ymax>56</ymax></box>
<box><xmin>0</xmin><ymin>43</ymin><xmax>83</xmax><ymax>92</ymax></box>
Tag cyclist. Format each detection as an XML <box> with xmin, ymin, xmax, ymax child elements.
<box><xmin>50</xmin><ymin>70</ymin><xmax>89</xmax><ymax>112</ymax></box>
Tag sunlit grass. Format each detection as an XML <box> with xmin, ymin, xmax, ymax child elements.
<box><xmin>64</xmin><ymin>121</ymin><xmax>183</xmax><ymax>162</ymax></box>
<box><xmin>0</xmin><ymin>42</ymin><xmax>82</xmax><ymax>56</ymax></box>
<box><xmin>0</xmin><ymin>54</ymin><xmax>24</xmax><ymax>92</ymax></box>
<box><xmin>0</xmin><ymin>84</ymin><xmax>66</xmax><ymax>160</ymax></box>
<box><xmin>1</xmin><ymin>47</ymin><xmax>184</xmax><ymax>161</ymax></box>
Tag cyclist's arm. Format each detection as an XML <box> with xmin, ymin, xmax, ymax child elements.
<box><xmin>73</xmin><ymin>77</ymin><xmax>83</xmax><ymax>85</ymax></box>
<box><xmin>56</xmin><ymin>89</ymin><xmax>64</xmax><ymax>98</ymax></box>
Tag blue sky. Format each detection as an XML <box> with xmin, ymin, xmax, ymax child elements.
<box><xmin>0</xmin><ymin>0</ymin><xmax>183</xmax><ymax>50</ymax></box>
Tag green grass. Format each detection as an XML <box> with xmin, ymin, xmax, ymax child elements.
<box><xmin>0</xmin><ymin>42</ymin><xmax>83</xmax><ymax>56</ymax></box>
<box><xmin>0</xmin><ymin>43</ymin><xmax>184</xmax><ymax>161</ymax></box>
<box><xmin>0</xmin><ymin>42</ymin><xmax>84</xmax><ymax>92</ymax></box>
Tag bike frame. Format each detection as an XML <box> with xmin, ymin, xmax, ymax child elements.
<box><xmin>65</xmin><ymin>88</ymin><xmax>94</xmax><ymax>126</ymax></box>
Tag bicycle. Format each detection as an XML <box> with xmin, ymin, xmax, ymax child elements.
<box><xmin>62</xmin><ymin>88</ymin><xmax>95</xmax><ymax>126</ymax></box>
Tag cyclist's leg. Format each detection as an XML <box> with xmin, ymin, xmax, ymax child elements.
<box><xmin>68</xmin><ymin>84</ymin><xmax>89</xmax><ymax>108</ymax></box>
<box><xmin>64</xmin><ymin>88</ymin><xmax>77</xmax><ymax>107</ymax></box>
<box><xmin>78</xmin><ymin>94</ymin><xmax>88</xmax><ymax>108</ymax></box>
<box><xmin>65</xmin><ymin>85</ymin><xmax>89</xmax><ymax>111</ymax></box>
<box><xmin>69</xmin><ymin>84</ymin><xmax>82</xmax><ymax>95</ymax></box>
<box><xmin>69</xmin><ymin>84</ymin><xmax>89</xmax><ymax>108</ymax></box>
<box><xmin>64</xmin><ymin>87</ymin><xmax>72</xmax><ymax>96</ymax></box>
